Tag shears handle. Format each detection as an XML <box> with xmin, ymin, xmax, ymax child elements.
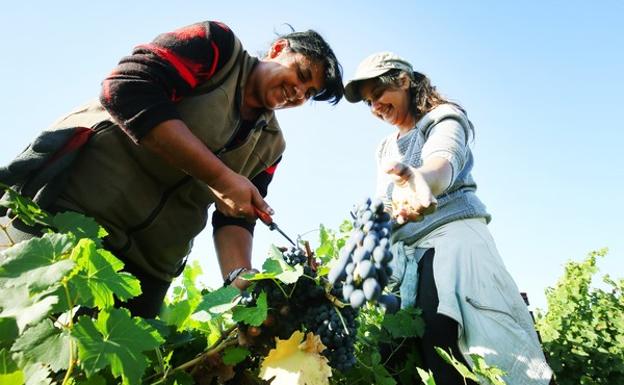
<box><xmin>253</xmin><ymin>206</ymin><xmax>273</xmax><ymax>226</ymax></box>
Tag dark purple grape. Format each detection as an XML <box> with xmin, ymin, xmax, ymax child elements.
<box><xmin>378</xmin><ymin>294</ymin><xmax>400</xmax><ymax>314</ymax></box>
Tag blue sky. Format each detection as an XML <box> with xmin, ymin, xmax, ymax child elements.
<box><xmin>1</xmin><ymin>1</ymin><xmax>622</xmax><ymax>310</ymax></box>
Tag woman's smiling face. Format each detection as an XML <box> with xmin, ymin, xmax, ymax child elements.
<box><xmin>251</xmin><ymin>39</ymin><xmax>326</xmax><ymax>111</ymax></box>
<box><xmin>359</xmin><ymin>75</ymin><xmax>414</xmax><ymax>130</ymax></box>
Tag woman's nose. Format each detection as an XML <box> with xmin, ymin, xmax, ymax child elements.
<box><xmin>370</xmin><ymin>101</ymin><xmax>382</xmax><ymax>114</ymax></box>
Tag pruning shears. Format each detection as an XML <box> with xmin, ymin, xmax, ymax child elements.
<box><xmin>253</xmin><ymin>206</ymin><xmax>296</xmax><ymax>247</ymax></box>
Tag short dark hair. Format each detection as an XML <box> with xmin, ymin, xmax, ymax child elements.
<box><xmin>279</xmin><ymin>30</ymin><xmax>344</xmax><ymax>105</ymax></box>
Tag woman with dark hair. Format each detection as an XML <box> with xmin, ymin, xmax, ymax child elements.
<box><xmin>344</xmin><ymin>52</ymin><xmax>552</xmax><ymax>385</ymax></box>
<box><xmin>0</xmin><ymin>21</ymin><xmax>343</xmax><ymax>318</ymax></box>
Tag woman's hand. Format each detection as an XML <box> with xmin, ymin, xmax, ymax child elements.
<box><xmin>384</xmin><ymin>160</ymin><xmax>437</xmax><ymax>224</ymax></box>
<box><xmin>142</xmin><ymin>119</ymin><xmax>273</xmax><ymax>221</ymax></box>
<box><xmin>209</xmin><ymin>169</ymin><xmax>273</xmax><ymax>220</ymax></box>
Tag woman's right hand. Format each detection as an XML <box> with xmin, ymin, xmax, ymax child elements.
<box><xmin>384</xmin><ymin>161</ymin><xmax>437</xmax><ymax>224</ymax></box>
<box><xmin>209</xmin><ymin>169</ymin><xmax>273</xmax><ymax>220</ymax></box>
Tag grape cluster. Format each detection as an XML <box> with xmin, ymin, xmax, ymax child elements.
<box><xmin>328</xmin><ymin>198</ymin><xmax>399</xmax><ymax>312</ymax></box>
<box><xmin>303</xmin><ymin>299</ymin><xmax>358</xmax><ymax>371</ymax></box>
<box><xmin>282</xmin><ymin>246</ymin><xmax>307</xmax><ymax>266</ymax></box>
<box><xmin>237</xmin><ymin>245</ymin><xmax>362</xmax><ymax>372</ymax></box>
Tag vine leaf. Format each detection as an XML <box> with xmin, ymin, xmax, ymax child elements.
<box><xmin>222</xmin><ymin>346</ymin><xmax>250</xmax><ymax>365</ymax></box>
<box><xmin>0</xmin><ymin>318</ymin><xmax>18</xmax><ymax>349</ymax></box>
<box><xmin>435</xmin><ymin>347</ymin><xmax>479</xmax><ymax>382</ymax></box>
<box><xmin>416</xmin><ymin>368</ymin><xmax>436</xmax><ymax>385</ymax></box>
<box><xmin>72</xmin><ymin>308</ymin><xmax>164</xmax><ymax>385</ymax></box>
<box><xmin>52</xmin><ymin>211</ymin><xmax>108</xmax><ymax>246</ymax></box>
<box><xmin>0</xmin><ymin>233</ymin><xmax>73</xmax><ymax>277</ymax></box>
<box><xmin>70</xmin><ymin>239</ymin><xmax>141</xmax><ymax>309</ymax></box>
<box><xmin>0</xmin><ymin>348</ymin><xmax>24</xmax><ymax>385</ymax></box>
<box><xmin>0</xmin><ymin>285</ymin><xmax>58</xmax><ymax>332</ymax></box>
<box><xmin>11</xmin><ymin>318</ymin><xmax>72</xmax><ymax>372</ymax></box>
<box><xmin>382</xmin><ymin>307</ymin><xmax>424</xmax><ymax>338</ymax></box>
<box><xmin>23</xmin><ymin>362</ymin><xmax>52</xmax><ymax>385</ymax></box>
<box><xmin>259</xmin><ymin>331</ymin><xmax>331</xmax><ymax>385</ymax></box>
<box><xmin>232</xmin><ymin>291</ymin><xmax>268</xmax><ymax>326</ymax></box>
<box><xmin>194</xmin><ymin>286</ymin><xmax>240</xmax><ymax>316</ymax></box>
<box><xmin>246</xmin><ymin>247</ymin><xmax>303</xmax><ymax>284</ymax></box>
<box><xmin>0</xmin><ymin>183</ymin><xmax>49</xmax><ymax>226</ymax></box>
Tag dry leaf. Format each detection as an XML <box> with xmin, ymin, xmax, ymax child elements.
<box><xmin>259</xmin><ymin>331</ymin><xmax>332</xmax><ymax>385</ymax></box>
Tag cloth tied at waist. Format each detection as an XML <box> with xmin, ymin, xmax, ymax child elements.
<box><xmin>390</xmin><ymin>240</ymin><xmax>430</xmax><ymax>309</ymax></box>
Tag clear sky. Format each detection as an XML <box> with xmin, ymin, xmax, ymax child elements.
<box><xmin>1</xmin><ymin>1</ymin><xmax>622</xmax><ymax>310</ymax></box>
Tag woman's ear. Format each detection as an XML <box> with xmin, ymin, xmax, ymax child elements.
<box><xmin>268</xmin><ymin>39</ymin><xmax>290</xmax><ymax>58</ymax></box>
<box><xmin>399</xmin><ymin>72</ymin><xmax>412</xmax><ymax>90</ymax></box>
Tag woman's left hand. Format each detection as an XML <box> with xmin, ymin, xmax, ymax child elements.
<box><xmin>384</xmin><ymin>161</ymin><xmax>437</xmax><ymax>224</ymax></box>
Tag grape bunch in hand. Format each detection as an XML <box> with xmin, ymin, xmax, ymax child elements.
<box><xmin>328</xmin><ymin>198</ymin><xmax>399</xmax><ymax>313</ymax></box>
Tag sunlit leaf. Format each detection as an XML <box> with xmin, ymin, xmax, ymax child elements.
<box><xmin>52</xmin><ymin>212</ymin><xmax>108</xmax><ymax>246</ymax></box>
<box><xmin>259</xmin><ymin>331</ymin><xmax>331</xmax><ymax>385</ymax></box>
<box><xmin>232</xmin><ymin>292</ymin><xmax>267</xmax><ymax>326</ymax></box>
<box><xmin>70</xmin><ymin>239</ymin><xmax>141</xmax><ymax>309</ymax></box>
<box><xmin>0</xmin><ymin>233</ymin><xmax>73</xmax><ymax>277</ymax></box>
<box><xmin>194</xmin><ymin>286</ymin><xmax>240</xmax><ymax>315</ymax></box>
<box><xmin>0</xmin><ymin>348</ymin><xmax>24</xmax><ymax>385</ymax></box>
<box><xmin>0</xmin><ymin>183</ymin><xmax>49</xmax><ymax>227</ymax></box>
<box><xmin>0</xmin><ymin>285</ymin><xmax>58</xmax><ymax>332</ymax></box>
<box><xmin>72</xmin><ymin>308</ymin><xmax>164</xmax><ymax>385</ymax></box>
<box><xmin>11</xmin><ymin>319</ymin><xmax>72</xmax><ymax>372</ymax></box>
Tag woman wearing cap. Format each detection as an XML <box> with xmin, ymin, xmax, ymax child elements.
<box><xmin>344</xmin><ymin>52</ymin><xmax>553</xmax><ymax>385</ymax></box>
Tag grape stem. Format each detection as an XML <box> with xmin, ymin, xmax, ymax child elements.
<box><xmin>147</xmin><ymin>324</ymin><xmax>238</xmax><ymax>384</ymax></box>
<box><xmin>331</xmin><ymin>305</ymin><xmax>350</xmax><ymax>335</ymax></box>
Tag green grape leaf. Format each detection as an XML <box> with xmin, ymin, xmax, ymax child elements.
<box><xmin>23</xmin><ymin>362</ymin><xmax>52</xmax><ymax>385</ymax></box>
<box><xmin>416</xmin><ymin>368</ymin><xmax>436</xmax><ymax>385</ymax></box>
<box><xmin>232</xmin><ymin>291</ymin><xmax>268</xmax><ymax>326</ymax></box>
<box><xmin>72</xmin><ymin>308</ymin><xmax>164</xmax><ymax>385</ymax></box>
<box><xmin>469</xmin><ymin>354</ymin><xmax>506</xmax><ymax>385</ymax></box>
<box><xmin>382</xmin><ymin>307</ymin><xmax>424</xmax><ymax>338</ymax></box>
<box><xmin>0</xmin><ymin>317</ymin><xmax>18</xmax><ymax>349</ymax></box>
<box><xmin>245</xmin><ymin>248</ymin><xmax>303</xmax><ymax>284</ymax></box>
<box><xmin>11</xmin><ymin>319</ymin><xmax>72</xmax><ymax>372</ymax></box>
<box><xmin>339</xmin><ymin>219</ymin><xmax>353</xmax><ymax>234</ymax></box>
<box><xmin>222</xmin><ymin>346</ymin><xmax>250</xmax><ymax>365</ymax></box>
<box><xmin>52</xmin><ymin>212</ymin><xmax>108</xmax><ymax>245</ymax></box>
<box><xmin>70</xmin><ymin>239</ymin><xmax>141</xmax><ymax>309</ymax></box>
<box><xmin>0</xmin><ymin>348</ymin><xmax>24</xmax><ymax>385</ymax></box>
<box><xmin>1</xmin><ymin>260</ymin><xmax>75</xmax><ymax>295</ymax></box>
<box><xmin>435</xmin><ymin>347</ymin><xmax>478</xmax><ymax>382</ymax></box>
<box><xmin>160</xmin><ymin>299</ymin><xmax>193</xmax><ymax>329</ymax></box>
<box><xmin>194</xmin><ymin>286</ymin><xmax>240</xmax><ymax>315</ymax></box>
<box><xmin>0</xmin><ymin>183</ymin><xmax>49</xmax><ymax>227</ymax></box>
<box><xmin>180</xmin><ymin>260</ymin><xmax>203</xmax><ymax>306</ymax></box>
<box><xmin>0</xmin><ymin>285</ymin><xmax>58</xmax><ymax>332</ymax></box>
<box><xmin>0</xmin><ymin>233</ymin><xmax>73</xmax><ymax>277</ymax></box>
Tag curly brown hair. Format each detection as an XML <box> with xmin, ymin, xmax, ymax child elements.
<box><xmin>375</xmin><ymin>69</ymin><xmax>467</xmax><ymax>125</ymax></box>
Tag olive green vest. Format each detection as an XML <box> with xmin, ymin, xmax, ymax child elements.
<box><xmin>52</xmin><ymin>38</ymin><xmax>285</xmax><ymax>281</ymax></box>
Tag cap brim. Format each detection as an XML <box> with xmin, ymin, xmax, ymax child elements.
<box><xmin>344</xmin><ymin>68</ymin><xmax>393</xmax><ymax>103</ymax></box>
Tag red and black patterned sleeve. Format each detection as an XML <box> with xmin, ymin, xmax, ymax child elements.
<box><xmin>212</xmin><ymin>157</ymin><xmax>282</xmax><ymax>235</ymax></box>
<box><xmin>100</xmin><ymin>21</ymin><xmax>235</xmax><ymax>142</ymax></box>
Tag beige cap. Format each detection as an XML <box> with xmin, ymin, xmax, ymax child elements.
<box><xmin>344</xmin><ymin>51</ymin><xmax>413</xmax><ymax>103</ymax></box>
